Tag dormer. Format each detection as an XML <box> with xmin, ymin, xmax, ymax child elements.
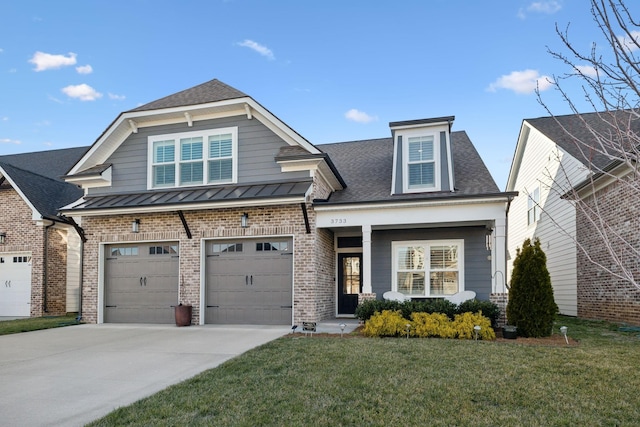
<box><xmin>390</xmin><ymin>116</ymin><xmax>455</xmax><ymax>195</ymax></box>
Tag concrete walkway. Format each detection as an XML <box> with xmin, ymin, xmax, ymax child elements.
<box><xmin>0</xmin><ymin>324</ymin><xmax>290</xmax><ymax>427</ymax></box>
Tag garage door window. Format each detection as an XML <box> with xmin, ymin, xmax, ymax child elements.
<box><xmin>256</xmin><ymin>241</ymin><xmax>289</xmax><ymax>251</ymax></box>
<box><xmin>212</xmin><ymin>243</ymin><xmax>243</xmax><ymax>253</ymax></box>
<box><xmin>149</xmin><ymin>245</ymin><xmax>178</xmax><ymax>255</ymax></box>
<box><xmin>110</xmin><ymin>247</ymin><xmax>138</xmax><ymax>256</ymax></box>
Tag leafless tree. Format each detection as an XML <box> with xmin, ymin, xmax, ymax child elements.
<box><xmin>537</xmin><ymin>0</ymin><xmax>640</xmax><ymax>290</ymax></box>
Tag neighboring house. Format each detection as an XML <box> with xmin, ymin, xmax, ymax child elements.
<box><xmin>61</xmin><ymin>78</ymin><xmax>515</xmax><ymax>325</ymax></box>
<box><xmin>506</xmin><ymin>111</ymin><xmax>633</xmax><ymax>319</ymax></box>
<box><xmin>0</xmin><ymin>147</ymin><xmax>87</xmax><ymax>317</ymax></box>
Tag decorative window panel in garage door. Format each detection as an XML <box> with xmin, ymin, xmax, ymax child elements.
<box><xmin>0</xmin><ymin>254</ymin><xmax>32</xmax><ymax>317</ymax></box>
<box><xmin>104</xmin><ymin>243</ymin><xmax>179</xmax><ymax>323</ymax></box>
<box><xmin>206</xmin><ymin>238</ymin><xmax>293</xmax><ymax>325</ymax></box>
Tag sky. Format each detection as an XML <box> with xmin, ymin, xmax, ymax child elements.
<box><xmin>0</xmin><ymin>0</ymin><xmax>635</xmax><ymax>188</ymax></box>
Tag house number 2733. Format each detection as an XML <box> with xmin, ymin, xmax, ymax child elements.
<box><xmin>331</xmin><ymin>218</ymin><xmax>347</xmax><ymax>224</ymax></box>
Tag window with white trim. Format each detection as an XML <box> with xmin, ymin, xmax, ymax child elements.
<box><xmin>148</xmin><ymin>127</ymin><xmax>237</xmax><ymax>189</ymax></box>
<box><xmin>393</xmin><ymin>240</ymin><xmax>463</xmax><ymax>297</ymax></box>
<box><xmin>400</xmin><ymin>129</ymin><xmax>441</xmax><ymax>193</ymax></box>
<box><xmin>527</xmin><ymin>187</ymin><xmax>541</xmax><ymax>225</ymax></box>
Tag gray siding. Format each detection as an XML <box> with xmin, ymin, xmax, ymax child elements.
<box><xmin>393</xmin><ymin>134</ymin><xmax>403</xmax><ymax>194</ymax></box>
<box><xmin>371</xmin><ymin>226</ymin><xmax>491</xmax><ymax>300</ymax></box>
<box><xmin>440</xmin><ymin>131</ymin><xmax>451</xmax><ymax>191</ymax></box>
<box><xmin>89</xmin><ymin>115</ymin><xmax>309</xmax><ymax>195</ymax></box>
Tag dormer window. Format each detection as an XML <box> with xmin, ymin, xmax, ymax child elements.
<box><xmin>148</xmin><ymin>127</ymin><xmax>237</xmax><ymax>189</ymax></box>
<box><xmin>408</xmin><ymin>135</ymin><xmax>436</xmax><ymax>189</ymax></box>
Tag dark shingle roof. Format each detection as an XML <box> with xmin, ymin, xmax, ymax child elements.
<box><xmin>526</xmin><ymin>110</ymin><xmax>640</xmax><ymax>170</ymax></box>
<box><xmin>319</xmin><ymin>131</ymin><xmax>500</xmax><ymax>204</ymax></box>
<box><xmin>0</xmin><ymin>147</ymin><xmax>87</xmax><ymax>219</ymax></box>
<box><xmin>128</xmin><ymin>79</ymin><xmax>248</xmax><ymax>112</ymax></box>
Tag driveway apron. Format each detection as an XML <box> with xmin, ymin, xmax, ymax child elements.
<box><xmin>0</xmin><ymin>324</ymin><xmax>288</xmax><ymax>427</ymax></box>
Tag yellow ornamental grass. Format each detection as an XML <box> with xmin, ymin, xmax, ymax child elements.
<box><xmin>452</xmin><ymin>311</ymin><xmax>496</xmax><ymax>340</ymax></box>
<box><xmin>362</xmin><ymin>310</ymin><xmax>408</xmax><ymax>337</ymax></box>
<box><xmin>363</xmin><ymin>309</ymin><xmax>496</xmax><ymax>340</ymax></box>
<box><xmin>410</xmin><ymin>312</ymin><xmax>456</xmax><ymax>338</ymax></box>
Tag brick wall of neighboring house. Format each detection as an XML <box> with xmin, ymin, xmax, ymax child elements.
<box><xmin>0</xmin><ymin>188</ymin><xmax>43</xmax><ymax>316</ymax></box>
<box><xmin>576</xmin><ymin>177</ymin><xmax>640</xmax><ymax>325</ymax></box>
<box><xmin>80</xmin><ymin>201</ymin><xmax>336</xmax><ymax>325</ymax></box>
<box><xmin>44</xmin><ymin>228</ymin><xmax>69</xmax><ymax>315</ymax></box>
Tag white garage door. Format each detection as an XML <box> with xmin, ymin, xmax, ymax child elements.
<box><xmin>104</xmin><ymin>243</ymin><xmax>179</xmax><ymax>323</ymax></box>
<box><xmin>205</xmin><ymin>238</ymin><xmax>293</xmax><ymax>325</ymax></box>
<box><xmin>0</xmin><ymin>254</ymin><xmax>32</xmax><ymax>317</ymax></box>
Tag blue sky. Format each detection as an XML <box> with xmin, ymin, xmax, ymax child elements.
<box><xmin>0</xmin><ymin>1</ymin><xmax>631</xmax><ymax>188</ymax></box>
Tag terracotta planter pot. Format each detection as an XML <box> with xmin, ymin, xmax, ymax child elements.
<box><xmin>175</xmin><ymin>304</ymin><xmax>192</xmax><ymax>327</ymax></box>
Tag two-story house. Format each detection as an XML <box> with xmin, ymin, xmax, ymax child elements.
<box><xmin>61</xmin><ymin>78</ymin><xmax>516</xmax><ymax>325</ymax></box>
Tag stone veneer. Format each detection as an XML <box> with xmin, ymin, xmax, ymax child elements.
<box><xmin>576</xmin><ymin>177</ymin><xmax>640</xmax><ymax>326</ymax></box>
<box><xmin>80</xmin><ymin>202</ymin><xmax>336</xmax><ymax>325</ymax></box>
<box><xmin>0</xmin><ymin>188</ymin><xmax>70</xmax><ymax>316</ymax></box>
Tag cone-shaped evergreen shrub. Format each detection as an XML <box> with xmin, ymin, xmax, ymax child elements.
<box><xmin>506</xmin><ymin>238</ymin><xmax>557</xmax><ymax>337</ymax></box>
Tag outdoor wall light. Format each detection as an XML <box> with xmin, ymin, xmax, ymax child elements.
<box><xmin>132</xmin><ymin>219</ymin><xmax>140</xmax><ymax>233</ymax></box>
<box><xmin>241</xmin><ymin>213</ymin><xmax>249</xmax><ymax>228</ymax></box>
<box><xmin>0</xmin><ymin>232</ymin><xmax>5</xmax><ymax>244</ymax></box>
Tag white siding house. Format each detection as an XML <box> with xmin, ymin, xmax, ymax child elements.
<box><xmin>506</xmin><ymin>120</ymin><xmax>590</xmax><ymax>316</ymax></box>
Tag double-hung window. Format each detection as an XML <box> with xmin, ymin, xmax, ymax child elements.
<box><xmin>407</xmin><ymin>135</ymin><xmax>435</xmax><ymax>189</ymax></box>
<box><xmin>393</xmin><ymin>240</ymin><xmax>464</xmax><ymax>298</ymax></box>
<box><xmin>527</xmin><ymin>187</ymin><xmax>541</xmax><ymax>225</ymax></box>
<box><xmin>148</xmin><ymin>127</ymin><xmax>237</xmax><ymax>189</ymax></box>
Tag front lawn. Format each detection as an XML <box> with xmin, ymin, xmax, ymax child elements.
<box><xmin>89</xmin><ymin>316</ymin><xmax>640</xmax><ymax>426</ymax></box>
<box><xmin>0</xmin><ymin>314</ymin><xmax>80</xmax><ymax>336</ymax></box>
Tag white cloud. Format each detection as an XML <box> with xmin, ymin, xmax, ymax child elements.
<box><xmin>518</xmin><ymin>1</ymin><xmax>561</xmax><ymax>19</ymax></box>
<box><xmin>617</xmin><ymin>30</ymin><xmax>640</xmax><ymax>52</ymax></box>
<box><xmin>237</xmin><ymin>40</ymin><xmax>275</xmax><ymax>60</ymax></box>
<box><xmin>29</xmin><ymin>51</ymin><xmax>77</xmax><ymax>71</ymax></box>
<box><xmin>76</xmin><ymin>64</ymin><xmax>93</xmax><ymax>74</ymax></box>
<box><xmin>61</xmin><ymin>84</ymin><xmax>102</xmax><ymax>101</ymax></box>
<box><xmin>108</xmin><ymin>93</ymin><xmax>126</xmax><ymax>101</ymax></box>
<box><xmin>487</xmin><ymin>69</ymin><xmax>554</xmax><ymax>94</ymax></box>
<box><xmin>1</xmin><ymin>117</ymin><xmax>8</xmax><ymax>121</ymax></box>
<box><xmin>575</xmin><ymin>65</ymin><xmax>598</xmax><ymax>77</ymax></box>
<box><xmin>345</xmin><ymin>109</ymin><xmax>378</xmax><ymax>123</ymax></box>
<box><xmin>0</xmin><ymin>138</ymin><xmax>21</xmax><ymax>145</ymax></box>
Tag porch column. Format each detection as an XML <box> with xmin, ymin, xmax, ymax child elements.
<box><xmin>492</xmin><ymin>216</ymin><xmax>507</xmax><ymax>294</ymax></box>
<box><xmin>362</xmin><ymin>224</ymin><xmax>372</xmax><ymax>293</ymax></box>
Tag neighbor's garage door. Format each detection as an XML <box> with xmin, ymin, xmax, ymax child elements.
<box><xmin>104</xmin><ymin>242</ymin><xmax>179</xmax><ymax>323</ymax></box>
<box><xmin>0</xmin><ymin>253</ymin><xmax>32</xmax><ymax>317</ymax></box>
<box><xmin>205</xmin><ymin>238</ymin><xmax>293</xmax><ymax>325</ymax></box>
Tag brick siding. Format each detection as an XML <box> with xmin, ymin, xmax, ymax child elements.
<box><xmin>576</xmin><ymin>177</ymin><xmax>640</xmax><ymax>325</ymax></box>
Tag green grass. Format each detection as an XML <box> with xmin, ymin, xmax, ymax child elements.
<box><xmin>0</xmin><ymin>314</ymin><xmax>80</xmax><ymax>335</ymax></box>
<box><xmin>89</xmin><ymin>316</ymin><xmax>640</xmax><ymax>426</ymax></box>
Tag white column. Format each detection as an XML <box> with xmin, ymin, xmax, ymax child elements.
<box><xmin>362</xmin><ymin>224</ymin><xmax>372</xmax><ymax>294</ymax></box>
<box><xmin>492</xmin><ymin>216</ymin><xmax>507</xmax><ymax>294</ymax></box>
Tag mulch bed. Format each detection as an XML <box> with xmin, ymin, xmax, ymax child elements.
<box><xmin>287</xmin><ymin>327</ymin><xmax>579</xmax><ymax>347</ymax></box>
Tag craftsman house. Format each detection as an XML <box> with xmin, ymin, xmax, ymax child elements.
<box><xmin>0</xmin><ymin>147</ymin><xmax>86</xmax><ymax>317</ymax></box>
<box><xmin>507</xmin><ymin>110</ymin><xmax>640</xmax><ymax>324</ymax></box>
<box><xmin>61</xmin><ymin>78</ymin><xmax>515</xmax><ymax>325</ymax></box>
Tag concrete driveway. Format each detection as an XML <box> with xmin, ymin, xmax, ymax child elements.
<box><xmin>0</xmin><ymin>324</ymin><xmax>289</xmax><ymax>427</ymax></box>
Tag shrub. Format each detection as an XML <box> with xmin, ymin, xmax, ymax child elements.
<box><xmin>507</xmin><ymin>238</ymin><xmax>558</xmax><ymax>337</ymax></box>
<box><xmin>362</xmin><ymin>310</ymin><xmax>408</xmax><ymax>337</ymax></box>
<box><xmin>451</xmin><ymin>312</ymin><xmax>496</xmax><ymax>340</ymax></box>
<box><xmin>355</xmin><ymin>300</ymin><xmax>402</xmax><ymax>322</ymax></box>
<box><xmin>457</xmin><ymin>299</ymin><xmax>500</xmax><ymax>329</ymax></box>
<box><xmin>356</xmin><ymin>298</ymin><xmax>458</xmax><ymax>321</ymax></box>
<box><xmin>410</xmin><ymin>312</ymin><xmax>456</xmax><ymax>338</ymax></box>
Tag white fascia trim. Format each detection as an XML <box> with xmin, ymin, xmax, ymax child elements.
<box><xmin>505</xmin><ymin>121</ymin><xmax>531</xmax><ymax>191</ymax></box>
<box><xmin>390</xmin><ymin>120</ymin><xmax>452</xmax><ymax>131</ymax></box>
<box><xmin>64</xmin><ymin>166</ymin><xmax>112</xmax><ymax>189</ymax></box>
<box><xmin>314</xmin><ymin>196</ymin><xmax>512</xmax><ymax>212</ymax></box>
<box><xmin>575</xmin><ymin>162</ymin><xmax>633</xmax><ymax>199</ymax></box>
<box><xmin>61</xmin><ymin>196</ymin><xmax>306</xmax><ymax>217</ymax></box>
<box><xmin>278</xmin><ymin>158</ymin><xmax>343</xmax><ymax>191</ymax></box>
<box><xmin>0</xmin><ymin>166</ymin><xmax>42</xmax><ymax>220</ymax></box>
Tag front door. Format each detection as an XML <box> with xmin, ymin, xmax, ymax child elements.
<box><xmin>337</xmin><ymin>253</ymin><xmax>362</xmax><ymax>315</ymax></box>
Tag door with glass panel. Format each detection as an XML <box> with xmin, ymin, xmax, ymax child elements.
<box><xmin>337</xmin><ymin>253</ymin><xmax>362</xmax><ymax>315</ymax></box>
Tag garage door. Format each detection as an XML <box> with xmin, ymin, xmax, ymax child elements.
<box><xmin>0</xmin><ymin>254</ymin><xmax>32</xmax><ymax>317</ymax></box>
<box><xmin>104</xmin><ymin>243</ymin><xmax>179</xmax><ymax>323</ymax></box>
<box><xmin>206</xmin><ymin>238</ymin><xmax>293</xmax><ymax>325</ymax></box>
